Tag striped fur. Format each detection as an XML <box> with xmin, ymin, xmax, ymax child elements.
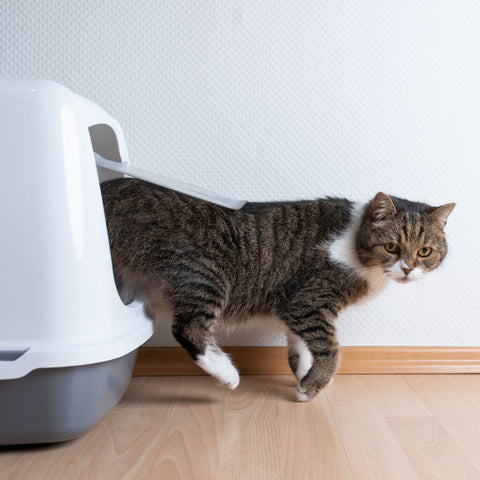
<box><xmin>101</xmin><ymin>181</ymin><xmax>454</xmax><ymax>401</ymax></box>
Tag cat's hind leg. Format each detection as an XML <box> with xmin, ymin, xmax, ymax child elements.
<box><xmin>195</xmin><ymin>344</ymin><xmax>240</xmax><ymax>390</ymax></box>
<box><xmin>171</xmin><ymin>309</ymin><xmax>240</xmax><ymax>390</ymax></box>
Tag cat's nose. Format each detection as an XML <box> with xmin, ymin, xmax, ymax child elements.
<box><xmin>401</xmin><ymin>267</ymin><xmax>413</xmax><ymax>276</ymax></box>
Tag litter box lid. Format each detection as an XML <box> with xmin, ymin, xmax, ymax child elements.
<box><xmin>0</xmin><ymin>78</ymin><xmax>153</xmax><ymax>379</ymax></box>
<box><xmin>0</xmin><ymin>300</ymin><xmax>152</xmax><ymax>380</ymax></box>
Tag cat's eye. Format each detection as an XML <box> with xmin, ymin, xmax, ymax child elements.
<box><xmin>384</xmin><ymin>242</ymin><xmax>400</xmax><ymax>254</ymax></box>
<box><xmin>418</xmin><ymin>246</ymin><xmax>432</xmax><ymax>257</ymax></box>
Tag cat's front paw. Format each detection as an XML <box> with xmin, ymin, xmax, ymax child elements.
<box><xmin>295</xmin><ymin>375</ymin><xmax>334</xmax><ymax>402</ymax></box>
<box><xmin>295</xmin><ymin>385</ymin><xmax>312</xmax><ymax>402</ymax></box>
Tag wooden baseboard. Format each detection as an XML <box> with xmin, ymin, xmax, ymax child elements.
<box><xmin>133</xmin><ymin>346</ymin><xmax>480</xmax><ymax>376</ymax></box>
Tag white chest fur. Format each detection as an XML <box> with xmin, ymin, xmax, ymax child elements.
<box><xmin>327</xmin><ymin>203</ymin><xmax>389</xmax><ymax>303</ymax></box>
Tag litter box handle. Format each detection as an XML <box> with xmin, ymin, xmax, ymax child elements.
<box><xmin>75</xmin><ymin>94</ymin><xmax>131</xmax><ymax>164</ymax></box>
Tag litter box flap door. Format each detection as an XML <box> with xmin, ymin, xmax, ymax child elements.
<box><xmin>0</xmin><ymin>79</ymin><xmax>124</xmax><ymax>343</ymax></box>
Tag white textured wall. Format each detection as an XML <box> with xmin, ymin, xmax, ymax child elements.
<box><xmin>2</xmin><ymin>1</ymin><xmax>480</xmax><ymax>346</ymax></box>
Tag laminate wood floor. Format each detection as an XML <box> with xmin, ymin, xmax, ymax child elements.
<box><xmin>2</xmin><ymin>375</ymin><xmax>480</xmax><ymax>480</ymax></box>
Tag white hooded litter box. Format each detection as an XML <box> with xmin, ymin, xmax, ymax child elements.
<box><xmin>0</xmin><ymin>78</ymin><xmax>154</xmax><ymax>445</ymax></box>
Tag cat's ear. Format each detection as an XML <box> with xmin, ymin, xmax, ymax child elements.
<box><xmin>371</xmin><ymin>192</ymin><xmax>397</xmax><ymax>221</ymax></box>
<box><xmin>427</xmin><ymin>203</ymin><xmax>456</xmax><ymax>229</ymax></box>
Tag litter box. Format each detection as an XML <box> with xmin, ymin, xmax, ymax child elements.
<box><xmin>0</xmin><ymin>78</ymin><xmax>154</xmax><ymax>445</ymax></box>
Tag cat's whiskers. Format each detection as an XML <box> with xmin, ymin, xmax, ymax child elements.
<box><xmin>341</xmin><ymin>265</ymin><xmax>381</xmax><ymax>282</ymax></box>
<box><xmin>366</xmin><ymin>271</ymin><xmax>389</xmax><ymax>296</ymax></box>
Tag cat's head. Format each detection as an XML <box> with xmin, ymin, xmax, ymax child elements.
<box><xmin>356</xmin><ymin>193</ymin><xmax>455</xmax><ymax>283</ymax></box>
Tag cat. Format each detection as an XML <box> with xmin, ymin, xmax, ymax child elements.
<box><xmin>101</xmin><ymin>178</ymin><xmax>455</xmax><ymax>401</ymax></box>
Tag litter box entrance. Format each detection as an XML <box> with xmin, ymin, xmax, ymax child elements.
<box><xmin>88</xmin><ymin>122</ymin><xmax>246</xmax><ymax>304</ymax></box>
<box><xmin>89</xmin><ymin>124</ymin><xmax>130</xmax><ymax>304</ymax></box>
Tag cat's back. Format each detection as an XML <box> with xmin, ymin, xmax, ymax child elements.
<box><xmin>101</xmin><ymin>177</ymin><xmax>214</xmax><ymax>218</ymax></box>
<box><xmin>101</xmin><ymin>178</ymin><xmax>235</xmax><ymax>237</ymax></box>
<box><xmin>101</xmin><ymin>178</ymin><xmax>353</xmax><ymax>250</ymax></box>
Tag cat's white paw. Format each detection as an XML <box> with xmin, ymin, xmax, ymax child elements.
<box><xmin>196</xmin><ymin>346</ymin><xmax>240</xmax><ymax>390</ymax></box>
<box><xmin>296</xmin><ymin>377</ymin><xmax>334</xmax><ymax>401</ymax></box>
<box><xmin>214</xmin><ymin>369</ymin><xmax>240</xmax><ymax>390</ymax></box>
<box><xmin>295</xmin><ymin>385</ymin><xmax>310</xmax><ymax>402</ymax></box>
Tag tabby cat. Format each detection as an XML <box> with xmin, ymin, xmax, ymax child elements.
<box><xmin>101</xmin><ymin>179</ymin><xmax>455</xmax><ymax>401</ymax></box>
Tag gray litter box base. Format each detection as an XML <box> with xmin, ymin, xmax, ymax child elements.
<box><xmin>0</xmin><ymin>350</ymin><xmax>137</xmax><ymax>446</ymax></box>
